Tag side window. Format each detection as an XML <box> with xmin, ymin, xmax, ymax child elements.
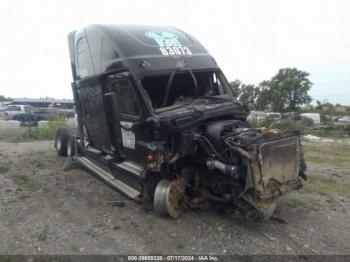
<box><xmin>110</xmin><ymin>78</ymin><xmax>140</xmax><ymax>116</ymax></box>
<box><xmin>76</xmin><ymin>39</ymin><xmax>94</xmax><ymax>78</ymax></box>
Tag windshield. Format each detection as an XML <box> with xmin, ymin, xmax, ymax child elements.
<box><xmin>141</xmin><ymin>70</ymin><xmax>233</xmax><ymax>111</ymax></box>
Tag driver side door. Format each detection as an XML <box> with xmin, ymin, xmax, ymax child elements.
<box><xmin>105</xmin><ymin>73</ymin><xmax>147</xmax><ymax>166</ymax></box>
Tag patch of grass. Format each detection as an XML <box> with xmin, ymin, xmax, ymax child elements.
<box><xmin>0</xmin><ymin>120</ymin><xmax>75</xmax><ymax>142</ymax></box>
<box><xmin>9</xmin><ymin>172</ymin><xmax>40</xmax><ymax>190</ymax></box>
<box><xmin>307</xmin><ymin>129</ymin><xmax>349</xmax><ymax>138</ymax></box>
<box><xmin>303</xmin><ymin>143</ymin><xmax>350</xmax><ymax>165</ymax></box>
<box><xmin>325</xmin><ymin>196</ymin><xmax>337</xmax><ymax>205</ymax></box>
<box><xmin>70</xmin><ymin>244</ymin><xmax>79</xmax><ymax>253</ymax></box>
<box><xmin>304</xmin><ymin>154</ymin><xmax>349</xmax><ymax>165</ymax></box>
<box><xmin>83</xmin><ymin>228</ymin><xmax>99</xmax><ymax>237</ymax></box>
<box><xmin>175</xmin><ymin>240</ymin><xmax>185</xmax><ymax>250</ymax></box>
<box><xmin>304</xmin><ymin>155</ymin><xmax>324</xmax><ymax>163</ymax></box>
<box><xmin>36</xmin><ymin>225</ymin><xmax>49</xmax><ymax>241</ymax></box>
<box><xmin>50</xmin><ymin>191</ymin><xmax>59</xmax><ymax>198</ymax></box>
<box><xmin>36</xmin><ymin>150</ymin><xmax>47</xmax><ymax>156</ymax></box>
<box><xmin>303</xmin><ymin>174</ymin><xmax>350</xmax><ymax>198</ymax></box>
<box><xmin>0</xmin><ymin>160</ymin><xmax>11</xmax><ymax>174</ymax></box>
<box><xmin>285</xmin><ymin>194</ymin><xmax>319</xmax><ymax>211</ymax></box>
<box><xmin>18</xmin><ymin>193</ymin><xmax>31</xmax><ymax>200</ymax></box>
<box><xmin>145</xmin><ymin>214</ymin><xmax>157</xmax><ymax>224</ymax></box>
<box><xmin>36</xmin><ymin>159</ymin><xmax>45</xmax><ymax>169</ymax></box>
<box><xmin>3</xmin><ymin>197</ymin><xmax>17</xmax><ymax>204</ymax></box>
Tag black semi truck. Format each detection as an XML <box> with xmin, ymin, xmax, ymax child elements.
<box><xmin>55</xmin><ymin>24</ymin><xmax>306</xmax><ymax>219</ymax></box>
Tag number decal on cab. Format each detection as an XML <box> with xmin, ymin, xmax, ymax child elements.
<box><xmin>159</xmin><ymin>46</ymin><xmax>192</xmax><ymax>56</ymax></box>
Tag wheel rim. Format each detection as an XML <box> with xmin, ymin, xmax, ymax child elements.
<box><xmin>154</xmin><ymin>179</ymin><xmax>185</xmax><ymax>218</ymax></box>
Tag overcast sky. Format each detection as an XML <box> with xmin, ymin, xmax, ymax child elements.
<box><xmin>1</xmin><ymin>0</ymin><xmax>349</xmax><ymax>105</ymax></box>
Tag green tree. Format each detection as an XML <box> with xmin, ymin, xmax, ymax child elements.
<box><xmin>256</xmin><ymin>81</ymin><xmax>272</xmax><ymax>110</ymax></box>
<box><xmin>238</xmin><ymin>84</ymin><xmax>259</xmax><ymax>110</ymax></box>
<box><xmin>229</xmin><ymin>80</ymin><xmax>242</xmax><ymax>97</ymax></box>
<box><xmin>315</xmin><ymin>100</ymin><xmax>322</xmax><ymax>110</ymax></box>
<box><xmin>0</xmin><ymin>95</ymin><xmax>12</xmax><ymax>103</ymax></box>
<box><xmin>263</xmin><ymin>68</ymin><xmax>312</xmax><ymax>111</ymax></box>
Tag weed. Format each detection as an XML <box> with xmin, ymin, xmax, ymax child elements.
<box><xmin>0</xmin><ymin>160</ymin><xmax>11</xmax><ymax>174</ymax></box>
<box><xmin>145</xmin><ymin>214</ymin><xmax>156</xmax><ymax>224</ymax></box>
<box><xmin>36</xmin><ymin>225</ymin><xmax>49</xmax><ymax>241</ymax></box>
<box><xmin>9</xmin><ymin>172</ymin><xmax>40</xmax><ymax>190</ymax></box>
<box><xmin>325</xmin><ymin>196</ymin><xmax>337</xmax><ymax>205</ymax></box>
<box><xmin>304</xmin><ymin>155</ymin><xmax>324</xmax><ymax>163</ymax></box>
<box><xmin>70</xmin><ymin>244</ymin><xmax>79</xmax><ymax>253</ymax></box>
<box><xmin>304</xmin><ymin>143</ymin><xmax>350</xmax><ymax>165</ymax></box>
<box><xmin>50</xmin><ymin>191</ymin><xmax>59</xmax><ymax>198</ymax></box>
<box><xmin>285</xmin><ymin>194</ymin><xmax>319</xmax><ymax>211</ymax></box>
<box><xmin>0</xmin><ymin>120</ymin><xmax>75</xmax><ymax>142</ymax></box>
<box><xmin>83</xmin><ymin>228</ymin><xmax>98</xmax><ymax>237</ymax></box>
<box><xmin>307</xmin><ymin>129</ymin><xmax>349</xmax><ymax>139</ymax></box>
<box><xmin>36</xmin><ymin>159</ymin><xmax>45</xmax><ymax>169</ymax></box>
<box><xmin>303</xmin><ymin>173</ymin><xmax>350</xmax><ymax>198</ymax></box>
<box><xmin>175</xmin><ymin>240</ymin><xmax>185</xmax><ymax>250</ymax></box>
<box><xmin>18</xmin><ymin>193</ymin><xmax>31</xmax><ymax>200</ymax></box>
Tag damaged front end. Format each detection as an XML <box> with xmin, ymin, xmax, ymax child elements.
<box><xmin>152</xmin><ymin>118</ymin><xmax>307</xmax><ymax>219</ymax></box>
<box><xmin>140</xmin><ymin>70</ymin><xmax>306</xmax><ymax>219</ymax></box>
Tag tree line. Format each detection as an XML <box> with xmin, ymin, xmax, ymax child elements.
<box><xmin>230</xmin><ymin>67</ymin><xmax>312</xmax><ymax>112</ymax></box>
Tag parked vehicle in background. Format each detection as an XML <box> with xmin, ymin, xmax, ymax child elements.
<box><xmin>330</xmin><ymin>115</ymin><xmax>343</xmax><ymax>122</ymax></box>
<box><xmin>31</xmin><ymin>107</ymin><xmax>75</xmax><ymax>121</ymax></box>
<box><xmin>266</xmin><ymin>112</ymin><xmax>281</xmax><ymax>121</ymax></box>
<box><xmin>300</xmin><ymin>113</ymin><xmax>321</xmax><ymax>125</ymax></box>
<box><xmin>338</xmin><ymin>116</ymin><xmax>350</xmax><ymax>123</ymax></box>
<box><xmin>247</xmin><ymin>111</ymin><xmax>267</xmax><ymax>122</ymax></box>
<box><xmin>2</xmin><ymin>105</ymin><xmax>33</xmax><ymax>120</ymax></box>
<box><xmin>320</xmin><ymin>114</ymin><xmax>331</xmax><ymax>122</ymax></box>
<box><xmin>0</xmin><ymin>105</ymin><xmax>6</xmax><ymax>119</ymax></box>
<box><xmin>281</xmin><ymin>112</ymin><xmax>301</xmax><ymax>121</ymax></box>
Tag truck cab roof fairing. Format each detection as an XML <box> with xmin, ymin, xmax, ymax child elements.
<box><xmin>69</xmin><ymin>24</ymin><xmax>218</xmax><ymax>80</ymax></box>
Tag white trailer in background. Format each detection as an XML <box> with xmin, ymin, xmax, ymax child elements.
<box><xmin>301</xmin><ymin>113</ymin><xmax>321</xmax><ymax>125</ymax></box>
<box><xmin>247</xmin><ymin>111</ymin><xmax>267</xmax><ymax>122</ymax></box>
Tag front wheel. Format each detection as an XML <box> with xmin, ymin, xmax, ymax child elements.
<box><xmin>153</xmin><ymin>179</ymin><xmax>185</xmax><ymax>218</ymax></box>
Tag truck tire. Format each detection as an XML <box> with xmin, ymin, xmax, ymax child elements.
<box><xmin>55</xmin><ymin>128</ymin><xmax>69</xmax><ymax>156</ymax></box>
<box><xmin>66</xmin><ymin>137</ymin><xmax>76</xmax><ymax>157</ymax></box>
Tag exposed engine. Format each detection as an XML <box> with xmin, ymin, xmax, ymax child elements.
<box><xmin>165</xmin><ymin>119</ymin><xmax>306</xmax><ymax>217</ymax></box>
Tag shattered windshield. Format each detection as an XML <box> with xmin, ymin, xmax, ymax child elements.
<box><xmin>141</xmin><ymin>70</ymin><xmax>233</xmax><ymax>111</ymax></box>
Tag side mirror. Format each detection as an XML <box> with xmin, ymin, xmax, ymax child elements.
<box><xmin>104</xmin><ymin>92</ymin><xmax>121</xmax><ymax>123</ymax></box>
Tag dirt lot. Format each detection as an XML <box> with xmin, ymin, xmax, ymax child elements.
<box><xmin>0</xmin><ymin>139</ymin><xmax>349</xmax><ymax>255</ymax></box>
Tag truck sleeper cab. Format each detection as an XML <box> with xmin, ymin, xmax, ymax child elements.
<box><xmin>56</xmin><ymin>24</ymin><xmax>307</xmax><ymax>219</ymax></box>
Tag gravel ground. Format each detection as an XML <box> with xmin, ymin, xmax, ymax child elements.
<box><xmin>0</xmin><ymin>140</ymin><xmax>349</xmax><ymax>255</ymax></box>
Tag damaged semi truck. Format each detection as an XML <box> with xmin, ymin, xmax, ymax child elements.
<box><xmin>56</xmin><ymin>24</ymin><xmax>306</xmax><ymax>219</ymax></box>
